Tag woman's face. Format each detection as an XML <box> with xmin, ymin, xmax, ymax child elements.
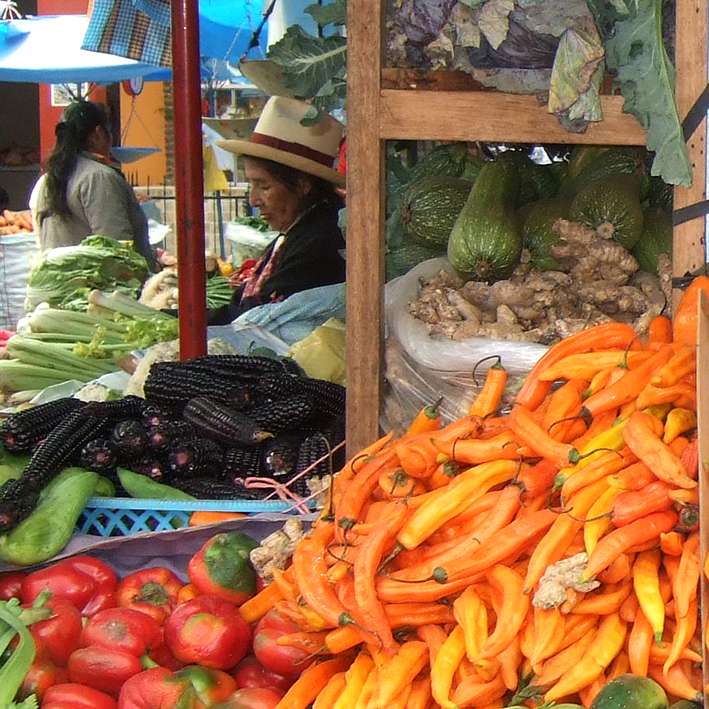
<box><xmin>244</xmin><ymin>157</ymin><xmax>309</xmax><ymax>233</ymax></box>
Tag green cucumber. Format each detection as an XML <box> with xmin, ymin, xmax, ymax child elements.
<box><xmin>117</xmin><ymin>467</ymin><xmax>197</xmax><ymax>501</ymax></box>
<box><xmin>0</xmin><ymin>467</ymin><xmax>98</xmax><ymax>566</ymax></box>
<box><xmin>589</xmin><ymin>674</ymin><xmax>668</xmax><ymax>709</ymax></box>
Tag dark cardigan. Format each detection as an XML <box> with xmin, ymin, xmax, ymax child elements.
<box><xmin>207</xmin><ymin>200</ymin><xmax>346</xmax><ymax>326</ymax></box>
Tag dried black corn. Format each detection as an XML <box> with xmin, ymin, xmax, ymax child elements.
<box><xmin>247</xmin><ymin>393</ymin><xmax>316</xmax><ymax>435</ymax></box>
<box><xmin>167</xmin><ymin>437</ymin><xmax>224</xmax><ymax>478</ymax></box>
<box><xmin>260</xmin><ymin>434</ymin><xmax>302</xmax><ymax>479</ymax></box>
<box><xmin>21</xmin><ymin>410</ymin><xmax>109</xmax><ymax>489</ymax></box>
<box><xmin>79</xmin><ymin>438</ymin><xmax>118</xmax><ymax>475</ymax></box>
<box><xmin>110</xmin><ymin>420</ymin><xmax>149</xmax><ymax>461</ymax></box>
<box><xmin>182</xmin><ymin>396</ymin><xmax>273</xmax><ymax>446</ymax></box>
<box><xmin>298</xmin><ymin>378</ymin><xmax>346</xmax><ymax>419</ymax></box>
<box><xmin>223</xmin><ymin>446</ymin><xmax>262</xmax><ymax>478</ymax></box>
<box><xmin>143</xmin><ymin>365</ymin><xmax>250</xmax><ymax>408</ymax></box>
<box><xmin>81</xmin><ymin>395</ymin><xmax>147</xmax><ymax>422</ymax></box>
<box><xmin>147</xmin><ymin>420</ymin><xmax>196</xmax><ymax>453</ymax></box>
<box><xmin>0</xmin><ymin>397</ymin><xmax>85</xmax><ymax>453</ymax></box>
<box><xmin>0</xmin><ymin>477</ymin><xmax>42</xmax><ymax>532</ymax></box>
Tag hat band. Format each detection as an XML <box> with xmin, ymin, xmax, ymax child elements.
<box><xmin>250</xmin><ymin>132</ymin><xmax>335</xmax><ymax>167</ymax></box>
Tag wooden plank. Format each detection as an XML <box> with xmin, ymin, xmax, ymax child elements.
<box><xmin>345</xmin><ymin>0</ymin><xmax>386</xmax><ymax>455</ymax></box>
<box><xmin>672</xmin><ymin>0</ymin><xmax>708</xmax><ymax>311</ymax></box>
<box><xmin>379</xmin><ymin>90</ymin><xmax>648</xmax><ymax>145</ymax></box>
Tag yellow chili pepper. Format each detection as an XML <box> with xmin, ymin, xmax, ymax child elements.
<box><xmin>632</xmin><ymin>549</ymin><xmax>665</xmax><ymax>645</ymax></box>
<box><xmin>584</xmin><ymin>484</ymin><xmax>623</xmax><ymax>554</ymax></box>
<box><xmin>544</xmin><ymin>612</ymin><xmax>627</xmax><ymax>703</ymax></box>
<box><xmin>368</xmin><ymin>640</ymin><xmax>428</xmax><ymax>709</ymax></box>
<box><xmin>662</xmin><ymin>408</ymin><xmax>697</xmax><ymax>444</ymax></box>
<box><xmin>332</xmin><ymin>650</ymin><xmax>375</xmax><ymax>709</ymax></box>
<box><xmin>453</xmin><ymin>585</ymin><xmax>488</xmax><ymax>661</ymax></box>
<box><xmin>430</xmin><ymin>624</ymin><xmax>467</xmax><ymax>709</ymax></box>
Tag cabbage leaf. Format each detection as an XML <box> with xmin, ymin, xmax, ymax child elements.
<box><xmin>603</xmin><ymin>0</ymin><xmax>692</xmax><ymax>186</ymax></box>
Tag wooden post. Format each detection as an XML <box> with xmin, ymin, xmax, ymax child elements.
<box><xmin>345</xmin><ymin>0</ymin><xmax>387</xmax><ymax>454</ymax></box>
<box><xmin>672</xmin><ymin>0</ymin><xmax>708</xmax><ymax>310</ymax></box>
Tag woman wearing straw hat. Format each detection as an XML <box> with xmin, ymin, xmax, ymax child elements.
<box><xmin>207</xmin><ymin>96</ymin><xmax>346</xmax><ymax>325</ymax></box>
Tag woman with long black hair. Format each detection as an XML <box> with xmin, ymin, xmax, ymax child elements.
<box><xmin>30</xmin><ymin>100</ymin><xmax>155</xmax><ymax>267</ymax></box>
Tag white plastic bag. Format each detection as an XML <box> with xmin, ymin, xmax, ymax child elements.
<box><xmin>0</xmin><ymin>233</ymin><xmax>39</xmax><ymax>330</ymax></box>
<box><xmin>224</xmin><ymin>223</ymin><xmax>277</xmax><ymax>266</ymax></box>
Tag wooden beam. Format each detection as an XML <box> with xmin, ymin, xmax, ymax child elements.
<box><xmin>672</xmin><ymin>0</ymin><xmax>708</xmax><ymax>311</ymax></box>
<box><xmin>379</xmin><ymin>90</ymin><xmax>647</xmax><ymax>145</ymax></box>
<box><xmin>345</xmin><ymin>0</ymin><xmax>386</xmax><ymax>454</ymax></box>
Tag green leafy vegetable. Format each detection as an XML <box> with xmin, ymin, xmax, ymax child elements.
<box><xmin>26</xmin><ymin>236</ymin><xmax>149</xmax><ymax>311</ymax></box>
<box><xmin>602</xmin><ymin>0</ymin><xmax>692</xmax><ymax>186</ymax></box>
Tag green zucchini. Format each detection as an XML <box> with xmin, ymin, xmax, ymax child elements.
<box><xmin>400</xmin><ymin>176</ymin><xmax>473</xmax><ymax>249</ymax></box>
<box><xmin>0</xmin><ymin>467</ymin><xmax>98</xmax><ymax>566</ymax></box>
<box><xmin>569</xmin><ymin>174</ymin><xmax>645</xmax><ymax>250</ymax></box>
<box><xmin>631</xmin><ymin>207</ymin><xmax>673</xmax><ymax>276</ymax></box>
<box><xmin>589</xmin><ymin>674</ymin><xmax>668</xmax><ymax>709</ymax></box>
<box><xmin>117</xmin><ymin>467</ymin><xmax>197</xmax><ymax>501</ymax></box>
<box><xmin>520</xmin><ymin>197</ymin><xmax>572</xmax><ymax>271</ymax></box>
<box><xmin>447</xmin><ymin>157</ymin><xmax>522</xmax><ymax>282</ymax></box>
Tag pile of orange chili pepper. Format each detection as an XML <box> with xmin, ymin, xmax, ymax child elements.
<box><xmin>236</xmin><ymin>281</ymin><xmax>706</xmax><ymax>709</ymax></box>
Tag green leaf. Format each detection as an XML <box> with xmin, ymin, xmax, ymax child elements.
<box><xmin>604</xmin><ymin>0</ymin><xmax>692</xmax><ymax>186</ymax></box>
<box><xmin>267</xmin><ymin>25</ymin><xmax>347</xmax><ymax>105</ymax></box>
<box><xmin>306</xmin><ymin>0</ymin><xmax>347</xmax><ymax>27</ymax></box>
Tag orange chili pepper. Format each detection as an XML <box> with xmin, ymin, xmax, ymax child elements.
<box><xmin>663</xmin><ymin>597</ymin><xmax>699</xmax><ymax>675</ymax></box>
<box><xmin>515</xmin><ymin>322</ymin><xmax>639</xmax><ymax>411</ymax></box>
<box><xmin>453</xmin><ymin>585</ymin><xmax>488</xmax><ymax>661</ymax></box>
<box><xmin>583</xmin><ymin>484</ymin><xmax>623</xmax><ymax>555</ymax></box>
<box><xmin>579</xmin><ymin>508</ymin><xmax>678</xmax><ymax>583</ymax></box>
<box><xmin>450</xmin><ymin>672</ymin><xmax>507</xmax><ymax>708</ymax></box>
<box><xmin>530</xmin><ymin>607</ymin><xmax>565</xmax><ymax>673</ymax></box>
<box><xmin>607</xmin><ymin>459</ymin><xmax>655</xmax><ymax>491</ymax></box>
<box><xmin>529</xmin><ymin>626</ymin><xmax>596</xmax><ymax>688</ymax></box>
<box><xmin>368</xmin><ymin>640</ymin><xmax>429</xmax><ymax>709</ymax></box>
<box><xmin>395</xmin><ymin>434</ymin><xmax>444</xmax><ymax>479</ymax></box>
<box><xmin>659</xmin><ymin>531</ymin><xmax>684</xmax><ymax>557</ymax></box>
<box><xmin>538</xmin><ymin>350</ymin><xmax>650</xmax><ymax>383</ymax></box>
<box><xmin>622</xmin><ymin>410</ymin><xmax>697</xmax><ymax>489</ymax></box>
<box><xmin>469</xmin><ymin>356</ymin><xmax>508</xmax><ymax>418</ymax></box>
<box><xmin>647</xmin><ymin>660</ymin><xmax>703</xmax><ymax>703</ymax></box>
<box><xmin>568</xmin><ymin>580</ymin><xmax>632</xmax><ymax>616</ymax></box>
<box><xmin>673</xmin><ymin>531</ymin><xmax>700</xmax><ymax>619</ymax></box>
<box><xmin>187</xmin><ymin>510</ymin><xmax>246</xmax><ymax>526</ymax></box>
<box><xmin>406</xmin><ymin>399</ymin><xmax>443</xmax><ymax>436</ymax></box>
<box><xmin>597</xmin><ymin>552</ymin><xmax>634</xmax><ymax>585</ymax></box>
<box><xmin>650</xmin><ymin>344</ymin><xmax>696</xmax><ymax>387</ymax></box>
<box><xmin>332</xmin><ymin>650</ymin><xmax>375</xmax><ymax>709</ymax></box>
<box><xmin>312</xmin><ymin>672</ymin><xmax>347</xmax><ymax>709</ymax></box>
<box><xmin>627</xmin><ymin>607</ymin><xmax>653</xmax><ymax>676</ymax></box>
<box><xmin>278</xmin><ymin>654</ymin><xmax>356</xmax><ymax>709</ymax></box>
<box><xmin>239</xmin><ymin>579</ymin><xmax>285</xmax><ymax>624</ymax></box>
<box><xmin>417</xmin><ymin>623</ymin><xmax>449</xmax><ymax>667</ymax></box>
<box><xmin>430</xmin><ymin>429</ymin><xmax>522</xmax><ymax>465</ymax></box>
<box><xmin>496</xmin><ymin>633</ymin><xmax>523</xmax><ymax>691</ymax></box>
<box><xmin>403</xmin><ymin>676</ymin><xmax>432</xmax><ymax>709</ymax></box>
<box><xmin>542</xmin><ymin>377</ymin><xmax>588</xmax><ymax>443</ymax></box>
<box><xmin>611</xmin><ymin>480</ymin><xmax>673</xmax><ymax>527</ymax></box>
<box><xmin>646</xmin><ymin>314</ymin><xmax>673</xmax><ymax>347</ymax></box>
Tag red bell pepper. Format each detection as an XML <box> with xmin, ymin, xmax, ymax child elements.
<box><xmin>21</xmin><ymin>556</ymin><xmax>117</xmax><ymax>616</ymax></box>
<box><xmin>68</xmin><ymin>646</ymin><xmax>144</xmax><ymax>697</ymax></box>
<box><xmin>80</xmin><ymin>607</ymin><xmax>163</xmax><ymax>657</ymax></box>
<box><xmin>187</xmin><ymin>531</ymin><xmax>259</xmax><ymax>607</ymax></box>
<box><xmin>18</xmin><ymin>656</ymin><xmax>68</xmax><ymax>703</ymax></box>
<box><xmin>163</xmin><ymin>595</ymin><xmax>251</xmax><ymax>670</ymax></box>
<box><xmin>176</xmin><ymin>665</ymin><xmax>238</xmax><ymax>707</ymax></box>
<box><xmin>117</xmin><ymin>667</ymin><xmax>206</xmax><ymax>709</ymax></box>
<box><xmin>28</xmin><ymin>596</ymin><xmax>83</xmax><ymax>668</ymax></box>
<box><xmin>116</xmin><ymin>567</ymin><xmax>184</xmax><ymax>625</ymax></box>
<box><xmin>0</xmin><ymin>569</ymin><xmax>25</xmax><ymax>600</ymax></box>
<box><xmin>43</xmin><ymin>682</ymin><xmax>118</xmax><ymax>709</ymax></box>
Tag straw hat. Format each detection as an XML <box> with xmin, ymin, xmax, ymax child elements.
<box><xmin>216</xmin><ymin>96</ymin><xmax>345</xmax><ymax>187</ymax></box>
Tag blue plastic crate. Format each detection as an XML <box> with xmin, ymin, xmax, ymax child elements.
<box><xmin>77</xmin><ymin>497</ymin><xmax>300</xmax><ymax>537</ymax></box>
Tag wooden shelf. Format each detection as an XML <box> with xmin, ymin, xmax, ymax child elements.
<box><xmin>345</xmin><ymin>0</ymin><xmax>708</xmax><ymax>455</ymax></box>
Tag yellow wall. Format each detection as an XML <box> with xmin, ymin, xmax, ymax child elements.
<box><xmin>119</xmin><ymin>81</ymin><xmax>168</xmax><ymax>187</ymax></box>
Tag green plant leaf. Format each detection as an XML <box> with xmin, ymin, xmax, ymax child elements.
<box><xmin>604</xmin><ymin>0</ymin><xmax>692</xmax><ymax>186</ymax></box>
<box><xmin>306</xmin><ymin>0</ymin><xmax>347</xmax><ymax>27</ymax></box>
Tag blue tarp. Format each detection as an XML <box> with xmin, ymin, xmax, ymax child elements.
<box><xmin>0</xmin><ymin>15</ymin><xmax>162</xmax><ymax>83</ymax></box>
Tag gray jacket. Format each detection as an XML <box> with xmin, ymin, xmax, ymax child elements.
<box><xmin>34</xmin><ymin>153</ymin><xmax>154</xmax><ymax>266</ymax></box>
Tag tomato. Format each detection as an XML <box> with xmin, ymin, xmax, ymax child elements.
<box><xmin>28</xmin><ymin>597</ymin><xmax>83</xmax><ymax>668</ymax></box>
<box><xmin>68</xmin><ymin>646</ymin><xmax>144</xmax><ymax>697</ymax></box>
<box><xmin>177</xmin><ymin>665</ymin><xmax>238</xmax><ymax>707</ymax></box>
<box><xmin>0</xmin><ymin>569</ymin><xmax>25</xmax><ymax>600</ymax></box>
<box><xmin>80</xmin><ymin>607</ymin><xmax>163</xmax><ymax>657</ymax></box>
<box><xmin>232</xmin><ymin>655</ymin><xmax>292</xmax><ymax>694</ymax></box>
<box><xmin>214</xmin><ymin>687</ymin><xmax>283</xmax><ymax>709</ymax></box>
<box><xmin>116</xmin><ymin>567</ymin><xmax>184</xmax><ymax>625</ymax></box>
<box><xmin>163</xmin><ymin>595</ymin><xmax>251</xmax><ymax>670</ymax></box>
<box><xmin>18</xmin><ymin>656</ymin><xmax>68</xmax><ymax>702</ymax></box>
<box><xmin>43</xmin><ymin>682</ymin><xmax>118</xmax><ymax>709</ymax></box>
<box><xmin>117</xmin><ymin>667</ymin><xmax>203</xmax><ymax>709</ymax></box>
<box><xmin>252</xmin><ymin>609</ymin><xmax>314</xmax><ymax>679</ymax></box>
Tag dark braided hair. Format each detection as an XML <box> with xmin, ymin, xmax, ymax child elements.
<box><xmin>39</xmin><ymin>100</ymin><xmax>112</xmax><ymax>221</ymax></box>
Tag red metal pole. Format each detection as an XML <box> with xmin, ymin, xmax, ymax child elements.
<box><xmin>171</xmin><ymin>0</ymin><xmax>207</xmax><ymax>359</ymax></box>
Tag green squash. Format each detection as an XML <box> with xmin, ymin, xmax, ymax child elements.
<box><xmin>400</xmin><ymin>175</ymin><xmax>473</xmax><ymax>249</ymax></box>
<box><xmin>631</xmin><ymin>207</ymin><xmax>673</xmax><ymax>276</ymax></box>
<box><xmin>521</xmin><ymin>197</ymin><xmax>572</xmax><ymax>271</ymax></box>
<box><xmin>589</xmin><ymin>674</ymin><xmax>668</xmax><ymax>709</ymax></box>
<box><xmin>569</xmin><ymin>174</ymin><xmax>645</xmax><ymax>250</ymax></box>
<box><xmin>447</xmin><ymin>158</ymin><xmax>522</xmax><ymax>282</ymax></box>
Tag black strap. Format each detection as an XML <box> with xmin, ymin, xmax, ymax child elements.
<box><xmin>672</xmin><ymin>199</ymin><xmax>709</xmax><ymax>227</ymax></box>
<box><xmin>682</xmin><ymin>83</ymin><xmax>709</xmax><ymax>140</ymax></box>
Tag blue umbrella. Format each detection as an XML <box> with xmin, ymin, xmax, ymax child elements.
<box><xmin>0</xmin><ymin>15</ymin><xmax>162</xmax><ymax>83</ymax></box>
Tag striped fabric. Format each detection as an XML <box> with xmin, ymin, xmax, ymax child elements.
<box><xmin>82</xmin><ymin>0</ymin><xmax>172</xmax><ymax>68</ymax></box>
